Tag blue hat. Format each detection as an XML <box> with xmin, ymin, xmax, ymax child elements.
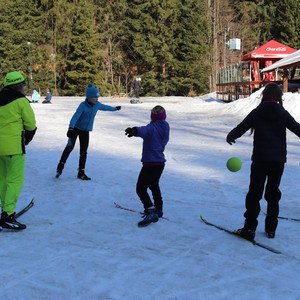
<box><xmin>86</xmin><ymin>83</ymin><xmax>100</xmax><ymax>99</ymax></box>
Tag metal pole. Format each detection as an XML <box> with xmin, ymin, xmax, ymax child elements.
<box><xmin>224</xmin><ymin>27</ymin><xmax>230</xmax><ymax>68</ymax></box>
<box><xmin>27</xmin><ymin>42</ymin><xmax>33</xmax><ymax>93</ymax></box>
<box><xmin>224</xmin><ymin>29</ymin><xmax>227</xmax><ymax>68</ymax></box>
<box><xmin>50</xmin><ymin>53</ymin><xmax>57</xmax><ymax>96</ymax></box>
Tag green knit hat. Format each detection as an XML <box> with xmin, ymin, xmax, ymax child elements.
<box><xmin>3</xmin><ymin>71</ymin><xmax>26</xmax><ymax>87</ymax></box>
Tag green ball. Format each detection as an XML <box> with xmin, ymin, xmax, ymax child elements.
<box><xmin>226</xmin><ymin>157</ymin><xmax>242</xmax><ymax>172</ymax></box>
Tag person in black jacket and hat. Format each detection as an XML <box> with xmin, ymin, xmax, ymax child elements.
<box><xmin>226</xmin><ymin>82</ymin><xmax>300</xmax><ymax>241</ymax></box>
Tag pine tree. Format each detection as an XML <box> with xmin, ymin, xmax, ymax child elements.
<box><xmin>231</xmin><ymin>0</ymin><xmax>300</xmax><ymax>49</ymax></box>
<box><xmin>47</xmin><ymin>0</ymin><xmax>99</xmax><ymax>95</ymax></box>
<box><xmin>171</xmin><ymin>0</ymin><xmax>209</xmax><ymax>96</ymax></box>
<box><xmin>0</xmin><ymin>0</ymin><xmax>299</xmax><ymax>96</ymax></box>
<box><xmin>271</xmin><ymin>0</ymin><xmax>300</xmax><ymax>48</ymax></box>
<box><xmin>94</xmin><ymin>0</ymin><xmax>128</xmax><ymax>96</ymax></box>
<box><xmin>124</xmin><ymin>0</ymin><xmax>209</xmax><ymax>96</ymax></box>
<box><xmin>0</xmin><ymin>0</ymin><xmax>51</xmax><ymax>93</ymax></box>
<box><xmin>229</xmin><ymin>0</ymin><xmax>261</xmax><ymax>52</ymax></box>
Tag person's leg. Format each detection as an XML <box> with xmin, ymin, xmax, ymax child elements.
<box><xmin>136</xmin><ymin>167</ymin><xmax>153</xmax><ymax>210</ymax></box>
<box><xmin>149</xmin><ymin>165</ymin><xmax>164</xmax><ymax>212</ymax></box>
<box><xmin>77</xmin><ymin>130</ymin><xmax>90</xmax><ymax>180</ymax></box>
<box><xmin>78</xmin><ymin>130</ymin><xmax>89</xmax><ymax>170</ymax></box>
<box><xmin>136</xmin><ymin>166</ymin><xmax>163</xmax><ymax>226</ymax></box>
<box><xmin>0</xmin><ymin>156</ymin><xmax>7</xmax><ymax>209</ymax></box>
<box><xmin>1</xmin><ymin>154</ymin><xmax>25</xmax><ymax>215</ymax></box>
<box><xmin>0</xmin><ymin>154</ymin><xmax>27</xmax><ymax>230</ymax></box>
<box><xmin>57</xmin><ymin>130</ymin><xmax>78</xmax><ymax>175</ymax></box>
<box><xmin>136</xmin><ymin>88</ymin><xmax>140</xmax><ymax>98</ymax></box>
<box><xmin>58</xmin><ymin>135</ymin><xmax>77</xmax><ymax>165</ymax></box>
<box><xmin>243</xmin><ymin>161</ymin><xmax>267</xmax><ymax>231</ymax></box>
<box><xmin>264</xmin><ymin>162</ymin><xmax>284</xmax><ymax>236</ymax></box>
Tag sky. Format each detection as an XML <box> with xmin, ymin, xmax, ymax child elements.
<box><xmin>1</xmin><ymin>89</ymin><xmax>300</xmax><ymax>300</ymax></box>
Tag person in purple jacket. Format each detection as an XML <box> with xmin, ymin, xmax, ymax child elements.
<box><xmin>56</xmin><ymin>83</ymin><xmax>121</xmax><ymax>180</ymax></box>
<box><xmin>125</xmin><ymin>105</ymin><xmax>170</xmax><ymax>227</ymax></box>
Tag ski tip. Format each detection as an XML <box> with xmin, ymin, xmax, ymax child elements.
<box><xmin>114</xmin><ymin>202</ymin><xmax>123</xmax><ymax>209</ymax></box>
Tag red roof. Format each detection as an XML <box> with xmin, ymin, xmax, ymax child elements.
<box><xmin>242</xmin><ymin>40</ymin><xmax>296</xmax><ymax>61</ymax></box>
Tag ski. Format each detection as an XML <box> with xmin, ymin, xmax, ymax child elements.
<box><xmin>262</xmin><ymin>211</ymin><xmax>300</xmax><ymax>222</ymax></box>
<box><xmin>277</xmin><ymin>215</ymin><xmax>300</xmax><ymax>222</ymax></box>
<box><xmin>200</xmin><ymin>214</ymin><xmax>281</xmax><ymax>254</ymax></box>
<box><xmin>114</xmin><ymin>202</ymin><xmax>137</xmax><ymax>213</ymax></box>
<box><xmin>15</xmin><ymin>198</ymin><xmax>35</xmax><ymax>219</ymax></box>
<box><xmin>114</xmin><ymin>202</ymin><xmax>170</xmax><ymax>221</ymax></box>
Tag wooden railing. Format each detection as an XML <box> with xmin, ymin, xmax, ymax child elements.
<box><xmin>216</xmin><ymin>81</ymin><xmax>262</xmax><ymax>102</ymax></box>
<box><xmin>216</xmin><ymin>79</ymin><xmax>300</xmax><ymax>102</ymax></box>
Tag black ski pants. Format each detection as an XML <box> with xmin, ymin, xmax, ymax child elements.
<box><xmin>59</xmin><ymin>128</ymin><xmax>89</xmax><ymax>171</ymax></box>
<box><xmin>136</xmin><ymin>165</ymin><xmax>165</xmax><ymax>211</ymax></box>
<box><xmin>244</xmin><ymin>161</ymin><xmax>284</xmax><ymax>232</ymax></box>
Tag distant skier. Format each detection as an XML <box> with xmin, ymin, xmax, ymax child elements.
<box><xmin>56</xmin><ymin>83</ymin><xmax>121</xmax><ymax>180</ymax></box>
<box><xmin>125</xmin><ymin>105</ymin><xmax>169</xmax><ymax>227</ymax></box>
<box><xmin>131</xmin><ymin>77</ymin><xmax>142</xmax><ymax>98</ymax></box>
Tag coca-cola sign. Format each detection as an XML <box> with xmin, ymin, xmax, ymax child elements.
<box><xmin>266</xmin><ymin>47</ymin><xmax>287</xmax><ymax>52</ymax></box>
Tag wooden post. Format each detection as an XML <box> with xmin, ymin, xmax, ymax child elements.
<box><xmin>283</xmin><ymin>69</ymin><xmax>288</xmax><ymax>92</ymax></box>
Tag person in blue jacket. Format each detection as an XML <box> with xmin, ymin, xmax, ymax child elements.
<box><xmin>125</xmin><ymin>105</ymin><xmax>169</xmax><ymax>226</ymax></box>
<box><xmin>56</xmin><ymin>83</ymin><xmax>121</xmax><ymax>180</ymax></box>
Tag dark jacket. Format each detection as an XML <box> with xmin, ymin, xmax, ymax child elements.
<box><xmin>227</xmin><ymin>101</ymin><xmax>300</xmax><ymax>162</ymax></box>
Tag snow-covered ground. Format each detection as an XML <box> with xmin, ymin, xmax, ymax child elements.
<box><xmin>2</xmin><ymin>89</ymin><xmax>300</xmax><ymax>299</ymax></box>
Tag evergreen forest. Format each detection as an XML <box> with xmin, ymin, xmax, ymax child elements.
<box><xmin>0</xmin><ymin>0</ymin><xmax>299</xmax><ymax>96</ymax></box>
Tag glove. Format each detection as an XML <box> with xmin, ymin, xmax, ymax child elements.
<box><xmin>24</xmin><ymin>127</ymin><xmax>37</xmax><ymax>145</ymax></box>
<box><xmin>67</xmin><ymin>128</ymin><xmax>74</xmax><ymax>138</ymax></box>
<box><xmin>125</xmin><ymin>127</ymin><xmax>137</xmax><ymax>137</ymax></box>
<box><xmin>115</xmin><ymin>106</ymin><xmax>121</xmax><ymax>111</ymax></box>
<box><xmin>226</xmin><ymin>133</ymin><xmax>236</xmax><ymax>145</ymax></box>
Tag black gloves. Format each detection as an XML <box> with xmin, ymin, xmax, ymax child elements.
<box><xmin>115</xmin><ymin>106</ymin><xmax>121</xmax><ymax>110</ymax></box>
<box><xmin>226</xmin><ymin>133</ymin><xmax>236</xmax><ymax>145</ymax></box>
<box><xmin>24</xmin><ymin>127</ymin><xmax>37</xmax><ymax>145</ymax></box>
<box><xmin>125</xmin><ymin>127</ymin><xmax>137</xmax><ymax>137</ymax></box>
<box><xmin>67</xmin><ymin>128</ymin><xmax>74</xmax><ymax>138</ymax></box>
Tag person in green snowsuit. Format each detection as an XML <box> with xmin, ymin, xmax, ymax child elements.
<box><xmin>0</xmin><ymin>71</ymin><xmax>37</xmax><ymax>230</ymax></box>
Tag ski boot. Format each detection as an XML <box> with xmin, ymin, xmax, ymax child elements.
<box><xmin>77</xmin><ymin>169</ymin><xmax>91</xmax><ymax>180</ymax></box>
<box><xmin>265</xmin><ymin>228</ymin><xmax>276</xmax><ymax>239</ymax></box>
<box><xmin>138</xmin><ymin>208</ymin><xmax>159</xmax><ymax>227</ymax></box>
<box><xmin>56</xmin><ymin>162</ymin><xmax>65</xmax><ymax>178</ymax></box>
<box><xmin>0</xmin><ymin>212</ymin><xmax>26</xmax><ymax>230</ymax></box>
<box><xmin>234</xmin><ymin>227</ymin><xmax>255</xmax><ymax>241</ymax></box>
